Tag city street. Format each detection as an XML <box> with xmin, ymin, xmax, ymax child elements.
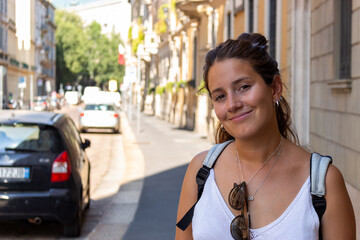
<box><xmin>0</xmin><ymin>105</ymin><xmax>212</xmax><ymax>239</ymax></box>
<box><xmin>0</xmin><ymin>105</ymin><xmax>126</xmax><ymax>239</ymax></box>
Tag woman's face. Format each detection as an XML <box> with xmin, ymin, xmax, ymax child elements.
<box><xmin>208</xmin><ymin>58</ymin><xmax>279</xmax><ymax>140</ymax></box>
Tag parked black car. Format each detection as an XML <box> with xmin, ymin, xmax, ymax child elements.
<box><xmin>0</xmin><ymin>110</ymin><xmax>91</xmax><ymax>237</ymax></box>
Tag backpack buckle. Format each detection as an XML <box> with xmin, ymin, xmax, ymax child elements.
<box><xmin>196</xmin><ymin>166</ymin><xmax>210</xmax><ymax>186</ymax></box>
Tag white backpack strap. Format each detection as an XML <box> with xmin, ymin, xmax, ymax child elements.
<box><xmin>310</xmin><ymin>152</ymin><xmax>332</xmax><ymax>197</ymax></box>
<box><xmin>203</xmin><ymin>140</ymin><xmax>234</xmax><ymax>168</ymax></box>
<box><xmin>176</xmin><ymin>139</ymin><xmax>234</xmax><ymax>231</ymax></box>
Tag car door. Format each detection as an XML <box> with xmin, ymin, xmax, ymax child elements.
<box><xmin>61</xmin><ymin>118</ymin><xmax>90</xmax><ymax>202</ymax></box>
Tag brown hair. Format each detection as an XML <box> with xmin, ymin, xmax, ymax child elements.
<box><xmin>201</xmin><ymin>33</ymin><xmax>299</xmax><ymax>144</ymax></box>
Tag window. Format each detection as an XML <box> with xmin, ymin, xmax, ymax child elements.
<box><xmin>269</xmin><ymin>0</ymin><xmax>277</xmax><ymax>58</ymax></box>
<box><xmin>227</xmin><ymin>12</ymin><xmax>231</xmax><ymax>39</ymax></box>
<box><xmin>0</xmin><ymin>26</ymin><xmax>3</xmax><ymax>50</ymax></box>
<box><xmin>249</xmin><ymin>0</ymin><xmax>254</xmax><ymax>33</ymax></box>
<box><xmin>193</xmin><ymin>36</ymin><xmax>197</xmax><ymax>81</ymax></box>
<box><xmin>339</xmin><ymin>0</ymin><xmax>352</xmax><ymax>79</ymax></box>
<box><xmin>0</xmin><ymin>124</ymin><xmax>64</xmax><ymax>153</ymax></box>
<box><xmin>212</xmin><ymin>9</ymin><xmax>216</xmax><ymax>48</ymax></box>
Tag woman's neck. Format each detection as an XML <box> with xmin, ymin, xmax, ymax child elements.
<box><xmin>233</xmin><ymin>133</ymin><xmax>283</xmax><ymax>167</ymax></box>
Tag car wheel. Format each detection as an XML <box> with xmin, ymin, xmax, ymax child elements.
<box><xmin>63</xmin><ymin>200</ymin><xmax>82</xmax><ymax>237</ymax></box>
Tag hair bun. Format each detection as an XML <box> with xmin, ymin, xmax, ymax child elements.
<box><xmin>237</xmin><ymin>32</ymin><xmax>268</xmax><ymax>49</ymax></box>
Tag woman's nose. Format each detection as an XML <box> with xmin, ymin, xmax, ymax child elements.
<box><xmin>227</xmin><ymin>93</ymin><xmax>242</xmax><ymax>112</ymax></box>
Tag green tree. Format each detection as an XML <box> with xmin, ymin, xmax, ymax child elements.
<box><xmin>55</xmin><ymin>10</ymin><xmax>88</xmax><ymax>87</ymax></box>
<box><xmin>55</xmin><ymin>10</ymin><xmax>125</xmax><ymax>89</ymax></box>
<box><xmin>84</xmin><ymin>22</ymin><xmax>125</xmax><ymax>87</ymax></box>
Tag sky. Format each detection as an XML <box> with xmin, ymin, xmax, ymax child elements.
<box><xmin>50</xmin><ymin>0</ymin><xmax>102</xmax><ymax>9</ymax></box>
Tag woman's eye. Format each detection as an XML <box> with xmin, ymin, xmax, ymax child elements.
<box><xmin>238</xmin><ymin>84</ymin><xmax>251</xmax><ymax>91</ymax></box>
<box><xmin>214</xmin><ymin>94</ymin><xmax>225</xmax><ymax>101</ymax></box>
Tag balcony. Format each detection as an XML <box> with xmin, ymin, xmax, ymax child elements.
<box><xmin>9</xmin><ymin>58</ymin><xmax>20</xmax><ymax>67</ymax></box>
<box><xmin>41</xmin><ymin>23</ymin><xmax>48</xmax><ymax>33</ymax></box>
<box><xmin>176</xmin><ymin>0</ymin><xmax>210</xmax><ymax>19</ymax></box>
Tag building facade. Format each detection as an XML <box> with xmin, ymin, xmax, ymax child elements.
<box><xmin>0</xmin><ymin>0</ymin><xmax>9</xmax><ymax>106</ymax></box>
<box><xmin>309</xmin><ymin>0</ymin><xmax>359</xmax><ymax>236</ymax></box>
<box><xmin>35</xmin><ymin>0</ymin><xmax>56</xmax><ymax>96</ymax></box>
<box><xmin>0</xmin><ymin>0</ymin><xmax>56</xmax><ymax>109</ymax></box>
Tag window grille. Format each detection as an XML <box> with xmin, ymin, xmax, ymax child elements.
<box><xmin>339</xmin><ymin>0</ymin><xmax>351</xmax><ymax>79</ymax></box>
<box><xmin>269</xmin><ymin>0</ymin><xmax>276</xmax><ymax>59</ymax></box>
<box><xmin>227</xmin><ymin>12</ymin><xmax>231</xmax><ymax>39</ymax></box>
<box><xmin>193</xmin><ymin>36</ymin><xmax>197</xmax><ymax>81</ymax></box>
<box><xmin>249</xmin><ymin>0</ymin><xmax>254</xmax><ymax>33</ymax></box>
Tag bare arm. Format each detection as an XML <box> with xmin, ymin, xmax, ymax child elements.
<box><xmin>321</xmin><ymin>165</ymin><xmax>356</xmax><ymax>240</ymax></box>
<box><xmin>175</xmin><ymin>151</ymin><xmax>208</xmax><ymax>240</ymax></box>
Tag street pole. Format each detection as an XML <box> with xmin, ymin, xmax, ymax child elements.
<box><xmin>137</xmin><ymin>55</ymin><xmax>141</xmax><ymax>132</ymax></box>
<box><xmin>128</xmin><ymin>81</ymin><xmax>133</xmax><ymax>120</ymax></box>
<box><xmin>30</xmin><ymin>74</ymin><xmax>34</xmax><ymax>110</ymax></box>
<box><xmin>0</xmin><ymin>66</ymin><xmax>3</xmax><ymax>110</ymax></box>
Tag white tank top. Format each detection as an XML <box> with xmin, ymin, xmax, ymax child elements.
<box><xmin>192</xmin><ymin>169</ymin><xmax>320</xmax><ymax>240</ymax></box>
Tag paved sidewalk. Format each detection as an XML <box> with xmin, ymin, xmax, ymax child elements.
<box><xmin>87</xmin><ymin>112</ymin><xmax>212</xmax><ymax>239</ymax></box>
<box><xmin>87</xmin><ymin>112</ymin><xmax>145</xmax><ymax>239</ymax></box>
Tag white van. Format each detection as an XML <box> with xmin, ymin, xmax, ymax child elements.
<box><xmin>64</xmin><ymin>91</ymin><xmax>80</xmax><ymax>105</ymax></box>
<box><xmin>83</xmin><ymin>86</ymin><xmax>101</xmax><ymax>104</ymax></box>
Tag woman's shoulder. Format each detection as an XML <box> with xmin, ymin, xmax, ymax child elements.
<box><xmin>325</xmin><ymin>163</ymin><xmax>346</xmax><ymax>192</ymax></box>
<box><xmin>321</xmin><ymin>159</ymin><xmax>356</xmax><ymax>239</ymax></box>
<box><xmin>188</xmin><ymin>150</ymin><xmax>209</xmax><ymax>171</ymax></box>
<box><xmin>283</xmin><ymin>140</ymin><xmax>312</xmax><ymax>169</ymax></box>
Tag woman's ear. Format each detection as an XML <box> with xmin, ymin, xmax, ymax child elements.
<box><xmin>272</xmin><ymin>75</ymin><xmax>283</xmax><ymax>99</ymax></box>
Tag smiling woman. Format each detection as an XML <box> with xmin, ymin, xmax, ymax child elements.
<box><xmin>208</xmin><ymin>58</ymin><xmax>279</xmax><ymax>142</ymax></box>
<box><xmin>175</xmin><ymin>33</ymin><xmax>356</xmax><ymax>240</ymax></box>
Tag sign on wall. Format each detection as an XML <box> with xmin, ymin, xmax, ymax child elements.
<box><xmin>18</xmin><ymin>76</ymin><xmax>26</xmax><ymax>88</ymax></box>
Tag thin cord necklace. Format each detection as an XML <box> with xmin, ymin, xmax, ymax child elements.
<box><xmin>235</xmin><ymin>137</ymin><xmax>283</xmax><ymax>185</ymax></box>
<box><xmin>235</xmin><ymin>137</ymin><xmax>283</xmax><ymax>201</ymax></box>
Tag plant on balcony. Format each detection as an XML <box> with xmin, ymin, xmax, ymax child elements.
<box><xmin>175</xmin><ymin>80</ymin><xmax>186</xmax><ymax>92</ymax></box>
<box><xmin>165</xmin><ymin>81</ymin><xmax>175</xmax><ymax>93</ymax></box>
<box><xmin>129</xmin><ymin>18</ymin><xmax>145</xmax><ymax>55</ymax></box>
<box><xmin>155</xmin><ymin>4</ymin><xmax>170</xmax><ymax>35</ymax></box>
<box><xmin>155</xmin><ymin>86</ymin><xmax>166</xmax><ymax>95</ymax></box>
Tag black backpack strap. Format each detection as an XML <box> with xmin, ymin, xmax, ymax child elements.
<box><xmin>310</xmin><ymin>153</ymin><xmax>332</xmax><ymax>240</ymax></box>
<box><xmin>176</xmin><ymin>140</ymin><xmax>234</xmax><ymax>231</ymax></box>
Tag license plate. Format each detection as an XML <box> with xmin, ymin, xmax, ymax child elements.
<box><xmin>0</xmin><ymin>167</ymin><xmax>30</xmax><ymax>179</ymax></box>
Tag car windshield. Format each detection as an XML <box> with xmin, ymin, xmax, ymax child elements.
<box><xmin>0</xmin><ymin>124</ymin><xmax>63</xmax><ymax>153</ymax></box>
<box><xmin>85</xmin><ymin>104</ymin><xmax>115</xmax><ymax>111</ymax></box>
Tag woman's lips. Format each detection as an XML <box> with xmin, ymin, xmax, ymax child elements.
<box><xmin>229</xmin><ymin>110</ymin><xmax>253</xmax><ymax>121</ymax></box>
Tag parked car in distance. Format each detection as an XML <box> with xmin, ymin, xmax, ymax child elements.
<box><xmin>0</xmin><ymin>110</ymin><xmax>91</xmax><ymax>237</ymax></box>
<box><xmin>79</xmin><ymin>103</ymin><xmax>120</xmax><ymax>133</ymax></box>
<box><xmin>31</xmin><ymin>96</ymin><xmax>52</xmax><ymax>112</ymax></box>
<box><xmin>64</xmin><ymin>91</ymin><xmax>80</xmax><ymax>105</ymax></box>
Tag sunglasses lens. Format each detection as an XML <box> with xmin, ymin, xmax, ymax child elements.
<box><xmin>229</xmin><ymin>182</ymin><xmax>247</xmax><ymax>210</ymax></box>
<box><xmin>230</xmin><ymin>215</ymin><xmax>249</xmax><ymax>240</ymax></box>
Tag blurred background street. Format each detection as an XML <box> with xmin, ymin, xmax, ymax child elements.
<box><xmin>0</xmin><ymin>0</ymin><xmax>359</xmax><ymax>238</ymax></box>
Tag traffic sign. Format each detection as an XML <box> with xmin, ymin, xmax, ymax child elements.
<box><xmin>18</xmin><ymin>76</ymin><xmax>26</xmax><ymax>88</ymax></box>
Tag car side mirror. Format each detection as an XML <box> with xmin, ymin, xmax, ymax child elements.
<box><xmin>82</xmin><ymin>139</ymin><xmax>91</xmax><ymax>149</ymax></box>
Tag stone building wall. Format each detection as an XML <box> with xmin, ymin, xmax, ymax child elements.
<box><xmin>310</xmin><ymin>0</ymin><xmax>360</xmax><ymax>236</ymax></box>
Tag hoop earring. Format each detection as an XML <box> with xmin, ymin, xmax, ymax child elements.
<box><xmin>275</xmin><ymin>99</ymin><xmax>280</xmax><ymax>107</ymax></box>
<box><xmin>220</xmin><ymin>124</ymin><xmax>225</xmax><ymax>131</ymax></box>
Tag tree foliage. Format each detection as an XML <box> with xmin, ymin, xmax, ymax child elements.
<box><xmin>55</xmin><ymin>10</ymin><xmax>125</xmax><ymax>89</ymax></box>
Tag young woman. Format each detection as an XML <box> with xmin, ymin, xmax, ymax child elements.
<box><xmin>176</xmin><ymin>33</ymin><xmax>355</xmax><ymax>240</ymax></box>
